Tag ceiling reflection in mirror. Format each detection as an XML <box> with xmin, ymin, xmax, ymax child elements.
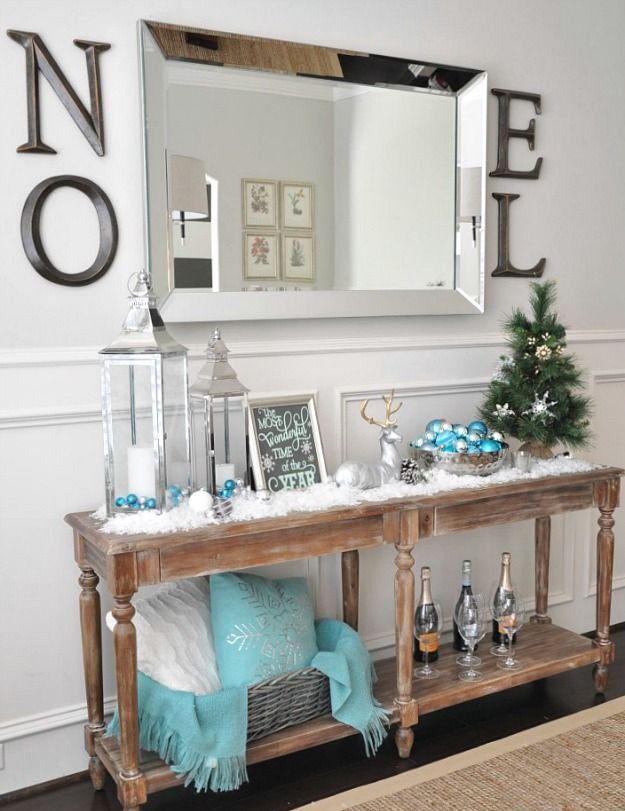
<box><xmin>140</xmin><ymin>22</ymin><xmax>487</xmax><ymax>320</ymax></box>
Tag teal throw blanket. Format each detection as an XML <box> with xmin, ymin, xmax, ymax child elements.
<box><xmin>107</xmin><ymin>618</ymin><xmax>389</xmax><ymax>792</ymax></box>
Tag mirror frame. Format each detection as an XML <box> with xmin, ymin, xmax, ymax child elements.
<box><xmin>139</xmin><ymin>21</ymin><xmax>487</xmax><ymax>321</ymax></box>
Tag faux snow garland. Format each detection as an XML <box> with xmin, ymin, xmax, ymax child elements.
<box><xmin>93</xmin><ymin>456</ymin><xmax>598</xmax><ymax>536</ymax></box>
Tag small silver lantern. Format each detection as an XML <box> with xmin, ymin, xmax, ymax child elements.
<box><xmin>100</xmin><ymin>270</ymin><xmax>191</xmax><ymax>514</ymax></box>
<box><xmin>190</xmin><ymin>328</ymin><xmax>250</xmax><ymax>495</ymax></box>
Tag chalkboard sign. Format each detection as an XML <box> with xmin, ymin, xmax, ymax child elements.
<box><xmin>248</xmin><ymin>395</ymin><xmax>327</xmax><ymax>492</ymax></box>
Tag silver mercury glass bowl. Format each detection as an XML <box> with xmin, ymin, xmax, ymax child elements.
<box><xmin>410</xmin><ymin>443</ymin><xmax>509</xmax><ymax>477</ymax></box>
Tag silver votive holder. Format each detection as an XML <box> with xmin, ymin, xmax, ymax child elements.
<box><xmin>513</xmin><ymin>450</ymin><xmax>532</xmax><ymax>473</ymax></box>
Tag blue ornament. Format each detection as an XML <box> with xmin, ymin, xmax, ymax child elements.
<box><xmin>168</xmin><ymin>484</ymin><xmax>182</xmax><ymax>496</ymax></box>
<box><xmin>479</xmin><ymin>438</ymin><xmax>502</xmax><ymax>453</ymax></box>
<box><xmin>127</xmin><ymin>493</ymin><xmax>138</xmax><ymax>505</ymax></box>
<box><xmin>468</xmin><ymin>420</ymin><xmax>488</xmax><ymax>435</ymax></box>
<box><xmin>467</xmin><ymin>445</ymin><xmax>481</xmax><ymax>455</ymax></box>
<box><xmin>131</xmin><ymin>502</ymin><xmax>141</xmax><ymax>510</ymax></box>
<box><xmin>115</xmin><ymin>496</ymin><xmax>127</xmax><ymax>507</ymax></box>
<box><xmin>146</xmin><ymin>498</ymin><xmax>157</xmax><ymax>509</ymax></box>
<box><xmin>452</xmin><ymin>424</ymin><xmax>468</xmax><ymax>437</ymax></box>
<box><xmin>441</xmin><ymin>420</ymin><xmax>453</xmax><ymax>433</ymax></box>
<box><xmin>420</xmin><ymin>442</ymin><xmax>437</xmax><ymax>452</ymax></box>
<box><xmin>435</xmin><ymin>430</ymin><xmax>456</xmax><ymax>446</ymax></box>
<box><xmin>224</xmin><ymin>479</ymin><xmax>236</xmax><ymax>491</ymax></box>
<box><xmin>467</xmin><ymin>431</ymin><xmax>483</xmax><ymax>444</ymax></box>
<box><xmin>439</xmin><ymin>444</ymin><xmax>456</xmax><ymax>454</ymax></box>
<box><xmin>454</xmin><ymin>438</ymin><xmax>469</xmax><ymax>453</ymax></box>
<box><xmin>424</xmin><ymin>430</ymin><xmax>437</xmax><ymax>443</ymax></box>
<box><xmin>426</xmin><ymin>419</ymin><xmax>445</xmax><ymax>434</ymax></box>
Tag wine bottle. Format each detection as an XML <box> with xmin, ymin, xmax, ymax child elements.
<box><xmin>453</xmin><ymin>560</ymin><xmax>476</xmax><ymax>652</ymax></box>
<box><xmin>414</xmin><ymin>566</ymin><xmax>439</xmax><ymax>663</ymax></box>
<box><xmin>492</xmin><ymin>552</ymin><xmax>517</xmax><ymax>644</ymax></box>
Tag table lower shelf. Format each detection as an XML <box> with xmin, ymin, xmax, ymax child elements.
<box><xmin>95</xmin><ymin>623</ymin><xmax>600</xmax><ymax>795</ymax></box>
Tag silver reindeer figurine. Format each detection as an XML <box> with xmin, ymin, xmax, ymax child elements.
<box><xmin>335</xmin><ymin>391</ymin><xmax>403</xmax><ymax>489</ymax></box>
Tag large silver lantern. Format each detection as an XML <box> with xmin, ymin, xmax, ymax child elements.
<box><xmin>190</xmin><ymin>329</ymin><xmax>250</xmax><ymax>496</ymax></box>
<box><xmin>100</xmin><ymin>270</ymin><xmax>191</xmax><ymax>515</ymax></box>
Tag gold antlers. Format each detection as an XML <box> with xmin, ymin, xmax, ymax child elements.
<box><xmin>360</xmin><ymin>389</ymin><xmax>403</xmax><ymax>428</ymax></box>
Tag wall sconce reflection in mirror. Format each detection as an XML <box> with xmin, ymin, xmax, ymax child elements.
<box><xmin>459</xmin><ymin>166</ymin><xmax>482</xmax><ymax>246</ymax></box>
<box><xmin>170</xmin><ymin>154</ymin><xmax>209</xmax><ymax>244</ymax></box>
<box><xmin>168</xmin><ymin>154</ymin><xmax>216</xmax><ymax>290</ymax></box>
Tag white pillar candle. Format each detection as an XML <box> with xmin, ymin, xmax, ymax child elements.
<box><xmin>127</xmin><ymin>446</ymin><xmax>156</xmax><ymax>497</ymax></box>
<box><xmin>215</xmin><ymin>463</ymin><xmax>235</xmax><ymax>489</ymax></box>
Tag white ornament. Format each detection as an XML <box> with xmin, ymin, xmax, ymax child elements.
<box><xmin>522</xmin><ymin>391</ymin><xmax>558</xmax><ymax>420</ymax></box>
<box><xmin>189</xmin><ymin>489</ymin><xmax>214</xmax><ymax>514</ymax></box>
<box><xmin>493</xmin><ymin>403</ymin><xmax>515</xmax><ymax>418</ymax></box>
<box><xmin>535</xmin><ymin>344</ymin><xmax>552</xmax><ymax>361</ymax></box>
<box><xmin>492</xmin><ymin>356</ymin><xmax>515</xmax><ymax>382</ymax></box>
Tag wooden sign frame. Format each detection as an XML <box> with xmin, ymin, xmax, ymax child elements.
<box><xmin>248</xmin><ymin>394</ymin><xmax>327</xmax><ymax>493</ymax></box>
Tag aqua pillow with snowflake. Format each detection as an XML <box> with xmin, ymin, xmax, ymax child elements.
<box><xmin>210</xmin><ymin>572</ymin><xmax>318</xmax><ymax>687</ymax></box>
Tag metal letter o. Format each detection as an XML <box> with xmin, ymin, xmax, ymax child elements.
<box><xmin>20</xmin><ymin>174</ymin><xmax>118</xmax><ymax>286</ymax></box>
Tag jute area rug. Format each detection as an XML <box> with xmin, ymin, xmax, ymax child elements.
<box><xmin>309</xmin><ymin>696</ymin><xmax>625</xmax><ymax>811</ymax></box>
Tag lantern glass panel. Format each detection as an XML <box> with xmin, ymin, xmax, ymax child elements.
<box><xmin>104</xmin><ymin>358</ymin><xmax>159</xmax><ymax>510</ymax></box>
<box><xmin>191</xmin><ymin>394</ymin><xmax>248</xmax><ymax>493</ymax></box>
<box><xmin>162</xmin><ymin>355</ymin><xmax>192</xmax><ymax>496</ymax></box>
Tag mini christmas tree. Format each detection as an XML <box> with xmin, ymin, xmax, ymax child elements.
<box><xmin>479</xmin><ymin>281</ymin><xmax>592</xmax><ymax>453</ymax></box>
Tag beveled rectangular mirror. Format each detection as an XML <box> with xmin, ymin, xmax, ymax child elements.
<box><xmin>140</xmin><ymin>21</ymin><xmax>487</xmax><ymax>320</ymax></box>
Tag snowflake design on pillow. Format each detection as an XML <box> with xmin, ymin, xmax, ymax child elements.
<box><xmin>226</xmin><ymin>578</ymin><xmax>311</xmax><ymax>680</ymax></box>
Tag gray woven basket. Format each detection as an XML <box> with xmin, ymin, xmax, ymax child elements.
<box><xmin>247</xmin><ymin>667</ymin><xmax>331</xmax><ymax>742</ymax></box>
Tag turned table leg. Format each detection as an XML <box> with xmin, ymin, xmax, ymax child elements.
<box><xmin>113</xmin><ymin>592</ymin><xmax>147</xmax><ymax>811</ymax></box>
<box><xmin>393</xmin><ymin>511</ymin><xmax>419</xmax><ymax>758</ymax></box>
<box><xmin>79</xmin><ymin>567</ymin><xmax>107</xmax><ymax>790</ymax></box>
<box><xmin>593</xmin><ymin>479</ymin><xmax>619</xmax><ymax>692</ymax></box>
<box><xmin>531</xmin><ymin>516</ymin><xmax>552</xmax><ymax>624</ymax></box>
<box><xmin>341</xmin><ymin>550</ymin><xmax>359</xmax><ymax>631</ymax></box>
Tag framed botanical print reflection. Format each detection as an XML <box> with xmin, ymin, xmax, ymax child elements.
<box><xmin>281</xmin><ymin>182</ymin><xmax>314</xmax><ymax>229</ymax></box>
<box><xmin>282</xmin><ymin>233</ymin><xmax>315</xmax><ymax>282</ymax></box>
<box><xmin>243</xmin><ymin>232</ymin><xmax>279</xmax><ymax>280</ymax></box>
<box><xmin>242</xmin><ymin>179</ymin><xmax>277</xmax><ymax>228</ymax></box>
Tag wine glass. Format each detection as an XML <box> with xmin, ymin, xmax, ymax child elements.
<box><xmin>496</xmin><ymin>592</ymin><xmax>525</xmax><ymax>671</ymax></box>
<box><xmin>454</xmin><ymin>593</ymin><xmax>487</xmax><ymax>681</ymax></box>
<box><xmin>490</xmin><ymin>582</ymin><xmax>513</xmax><ymax>657</ymax></box>
<box><xmin>414</xmin><ymin>601</ymin><xmax>443</xmax><ymax>680</ymax></box>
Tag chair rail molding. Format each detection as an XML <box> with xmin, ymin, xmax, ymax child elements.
<box><xmin>1</xmin><ymin>329</ymin><xmax>625</xmax><ymax>369</ymax></box>
<box><xmin>0</xmin><ymin>697</ymin><xmax>117</xmax><ymax>743</ymax></box>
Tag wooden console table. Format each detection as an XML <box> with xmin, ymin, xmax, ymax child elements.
<box><xmin>67</xmin><ymin>465</ymin><xmax>622</xmax><ymax>811</ymax></box>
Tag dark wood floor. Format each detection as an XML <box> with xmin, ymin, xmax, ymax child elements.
<box><xmin>3</xmin><ymin>627</ymin><xmax>624</xmax><ymax>811</ymax></box>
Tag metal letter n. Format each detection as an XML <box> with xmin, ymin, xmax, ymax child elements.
<box><xmin>7</xmin><ymin>30</ymin><xmax>110</xmax><ymax>155</ymax></box>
